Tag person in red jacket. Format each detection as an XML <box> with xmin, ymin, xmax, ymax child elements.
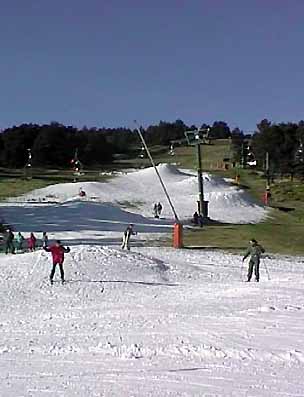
<box><xmin>43</xmin><ymin>240</ymin><xmax>70</xmax><ymax>285</ymax></box>
<box><xmin>28</xmin><ymin>232</ymin><xmax>37</xmax><ymax>252</ymax></box>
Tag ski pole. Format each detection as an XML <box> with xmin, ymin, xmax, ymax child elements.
<box><xmin>68</xmin><ymin>251</ymin><xmax>78</xmax><ymax>266</ymax></box>
<box><xmin>263</xmin><ymin>259</ymin><xmax>271</xmax><ymax>281</ymax></box>
<box><xmin>25</xmin><ymin>249</ymin><xmax>44</xmax><ymax>288</ymax></box>
<box><xmin>240</xmin><ymin>258</ymin><xmax>245</xmax><ymax>281</ymax></box>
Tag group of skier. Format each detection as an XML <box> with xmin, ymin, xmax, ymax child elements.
<box><xmin>3</xmin><ymin>229</ymin><xmax>48</xmax><ymax>254</ymax></box>
<box><xmin>2</xmin><ymin>224</ymin><xmax>266</xmax><ymax>284</ymax></box>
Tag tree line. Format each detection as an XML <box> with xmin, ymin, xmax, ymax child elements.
<box><xmin>0</xmin><ymin>119</ymin><xmax>303</xmax><ymax>177</ymax></box>
<box><xmin>231</xmin><ymin>119</ymin><xmax>304</xmax><ymax>178</ymax></box>
<box><xmin>0</xmin><ymin>120</ymin><xmax>231</xmax><ymax>168</ymax></box>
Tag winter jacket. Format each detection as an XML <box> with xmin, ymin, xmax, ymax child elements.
<box><xmin>15</xmin><ymin>234</ymin><xmax>24</xmax><ymax>244</ymax></box>
<box><xmin>243</xmin><ymin>244</ymin><xmax>265</xmax><ymax>261</ymax></box>
<box><xmin>4</xmin><ymin>231</ymin><xmax>14</xmax><ymax>243</ymax></box>
<box><xmin>44</xmin><ymin>245</ymin><xmax>70</xmax><ymax>264</ymax></box>
<box><xmin>124</xmin><ymin>226</ymin><xmax>136</xmax><ymax>240</ymax></box>
<box><xmin>42</xmin><ymin>235</ymin><xmax>48</xmax><ymax>248</ymax></box>
<box><xmin>28</xmin><ymin>235</ymin><xmax>37</xmax><ymax>249</ymax></box>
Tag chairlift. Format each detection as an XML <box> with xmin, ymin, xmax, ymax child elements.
<box><xmin>169</xmin><ymin>144</ymin><xmax>175</xmax><ymax>156</ymax></box>
<box><xmin>71</xmin><ymin>149</ymin><xmax>84</xmax><ymax>174</ymax></box>
<box><xmin>295</xmin><ymin>141</ymin><xmax>304</xmax><ymax>163</ymax></box>
<box><xmin>24</xmin><ymin>148</ymin><xmax>33</xmax><ymax>179</ymax></box>
<box><xmin>247</xmin><ymin>149</ymin><xmax>257</xmax><ymax>167</ymax></box>
<box><xmin>139</xmin><ymin>145</ymin><xmax>145</xmax><ymax>158</ymax></box>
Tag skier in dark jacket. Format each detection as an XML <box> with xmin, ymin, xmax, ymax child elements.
<box><xmin>42</xmin><ymin>231</ymin><xmax>48</xmax><ymax>248</ymax></box>
<box><xmin>243</xmin><ymin>239</ymin><xmax>265</xmax><ymax>282</ymax></box>
<box><xmin>121</xmin><ymin>224</ymin><xmax>136</xmax><ymax>250</ymax></box>
<box><xmin>4</xmin><ymin>229</ymin><xmax>15</xmax><ymax>254</ymax></box>
<box><xmin>157</xmin><ymin>202</ymin><xmax>163</xmax><ymax>217</ymax></box>
<box><xmin>153</xmin><ymin>203</ymin><xmax>159</xmax><ymax>218</ymax></box>
<box><xmin>43</xmin><ymin>240</ymin><xmax>70</xmax><ymax>285</ymax></box>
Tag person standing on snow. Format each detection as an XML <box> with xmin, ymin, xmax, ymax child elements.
<box><xmin>121</xmin><ymin>224</ymin><xmax>137</xmax><ymax>250</ymax></box>
<box><xmin>4</xmin><ymin>228</ymin><xmax>15</xmax><ymax>254</ymax></box>
<box><xmin>15</xmin><ymin>232</ymin><xmax>25</xmax><ymax>252</ymax></box>
<box><xmin>243</xmin><ymin>239</ymin><xmax>265</xmax><ymax>282</ymax></box>
<box><xmin>157</xmin><ymin>202</ymin><xmax>163</xmax><ymax>217</ymax></box>
<box><xmin>153</xmin><ymin>203</ymin><xmax>159</xmax><ymax>218</ymax></box>
<box><xmin>43</xmin><ymin>240</ymin><xmax>70</xmax><ymax>285</ymax></box>
<box><xmin>42</xmin><ymin>231</ymin><xmax>48</xmax><ymax>248</ymax></box>
<box><xmin>28</xmin><ymin>232</ymin><xmax>37</xmax><ymax>252</ymax></box>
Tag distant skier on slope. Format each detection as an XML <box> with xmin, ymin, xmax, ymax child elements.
<box><xmin>4</xmin><ymin>228</ymin><xmax>15</xmax><ymax>254</ymax></box>
<box><xmin>157</xmin><ymin>202</ymin><xmax>163</xmax><ymax>217</ymax></box>
<box><xmin>43</xmin><ymin>240</ymin><xmax>70</xmax><ymax>285</ymax></box>
<box><xmin>28</xmin><ymin>232</ymin><xmax>37</xmax><ymax>252</ymax></box>
<box><xmin>121</xmin><ymin>224</ymin><xmax>137</xmax><ymax>251</ymax></box>
<box><xmin>15</xmin><ymin>232</ymin><xmax>25</xmax><ymax>252</ymax></box>
<box><xmin>42</xmin><ymin>231</ymin><xmax>48</xmax><ymax>248</ymax></box>
<box><xmin>153</xmin><ymin>203</ymin><xmax>159</xmax><ymax>218</ymax></box>
<box><xmin>192</xmin><ymin>211</ymin><xmax>199</xmax><ymax>225</ymax></box>
<box><xmin>242</xmin><ymin>239</ymin><xmax>265</xmax><ymax>282</ymax></box>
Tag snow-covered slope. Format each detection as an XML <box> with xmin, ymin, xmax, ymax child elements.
<box><xmin>3</xmin><ymin>164</ymin><xmax>267</xmax><ymax>227</ymax></box>
<box><xmin>1</xmin><ymin>246</ymin><xmax>304</xmax><ymax>396</ymax></box>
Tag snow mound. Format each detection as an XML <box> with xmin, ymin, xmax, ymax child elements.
<box><xmin>1</xmin><ymin>245</ymin><xmax>304</xmax><ymax>396</ymax></box>
<box><xmin>1</xmin><ymin>164</ymin><xmax>268</xmax><ymax>232</ymax></box>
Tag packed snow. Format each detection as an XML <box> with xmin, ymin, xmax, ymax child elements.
<box><xmin>2</xmin><ymin>164</ymin><xmax>267</xmax><ymax>229</ymax></box>
<box><xmin>1</xmin><ymin>164</ymin><xmax>301</xmax><ymax>396</ymax></box>
<box><xmin>1</xmin><ymin>246</ymin><xmax>304</xmax><ymax>396</ymax></box>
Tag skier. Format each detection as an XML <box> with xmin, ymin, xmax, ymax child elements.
<box><xmin>157</xmin><ymin>202</ymin><xmax>163</xmax><ymax>217</ymax></box>
<box><xmin>42</xmin><ymin>231</ymin><xmax>48</xmax><ymax>248</ymax></box>
<box><xmin>28</xmin><ymin>232</ymin><xmax>37</xmax><ymax>252</ymax></box>
<box><xmin>192</xmin><ymin>211</ymin><xmax>199</xmax><ymax>225</ymax></box>
<box><xmin>79</xmin><ymin>187</ymin><xmax>86</xmax><ymax>197</ymax></box>
<box><xmin>242</xmin><ymin>239</ymin><xmax>265</xmax><ymax>282</ymax></box>
<box><xmin>4</xmin><ymin>228</ymin><xmax>15</xmax><ymax>254</ymax></box>
<box><xmin>43</xmin><ymin>240</ymin><xmax>70</xmax><ymax>285</ymax></box>
<box><xmin>198</xmin><ymin>214</ymin><xmax>204</xmax><ymax>228</ymax></box>
<box><xmin>15</xmin><ymin>232</ymin><xmax>25</xmax><ymax>252</ymax></box>
<box><xmin>153</xmin><ymin>203</ymin><xmax>159</xmax><ymax>218</ymax></box>
<box><xmin>121</xmin><ymin>224</ymin><xmax>136</xmax><ymax>251</ymax></box>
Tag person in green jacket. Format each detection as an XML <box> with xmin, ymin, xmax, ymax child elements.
<box><xmin>243</xmin><ymin>239</ymin><xmax>265</xmax><ymax>282</ymax></box>
<box><xmin>15</xmin><ymin>232</ymin><xmax>25</xmax><ymax>252</ymax></box>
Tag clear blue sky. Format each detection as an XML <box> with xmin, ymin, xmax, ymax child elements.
<box><xmin>0</xmin><ymin>0</ymin><xmax>303</xmax><ymax>131</ymax></box>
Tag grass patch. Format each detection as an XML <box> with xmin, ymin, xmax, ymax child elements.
<box><xmin>182</xmin><ymin>175</ymin><xmax>304</xmax><ymax>255</ymax></box>
<box><xmin>114</xmin><ymin>140</ymin><xmax>232</xmax><ymax>171</ymax></box>
<box><xmin>183</xmin><ymin>211</ymin><xmax>304</xmax><ymax>256</ymax></box>
<box><xmin>0</xmin><ymin>169</ymin><xmax>111</xmax><ymax>201</ymax></box>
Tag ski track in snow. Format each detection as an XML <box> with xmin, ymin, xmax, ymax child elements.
<box><xmin>1</xmin><ymin>246</ymin><xmax>304</xmax><ymax>396</ymax></box>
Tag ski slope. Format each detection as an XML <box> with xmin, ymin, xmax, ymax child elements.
<box><xmin>0</xmin><ymin>165</ymin><xmax>267</xmax><ymax>244</ymax></box>
<box><xmin>1</xmin><ymin>246</ymin><xmax>304</xmax><ymax>396</ymax></box>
